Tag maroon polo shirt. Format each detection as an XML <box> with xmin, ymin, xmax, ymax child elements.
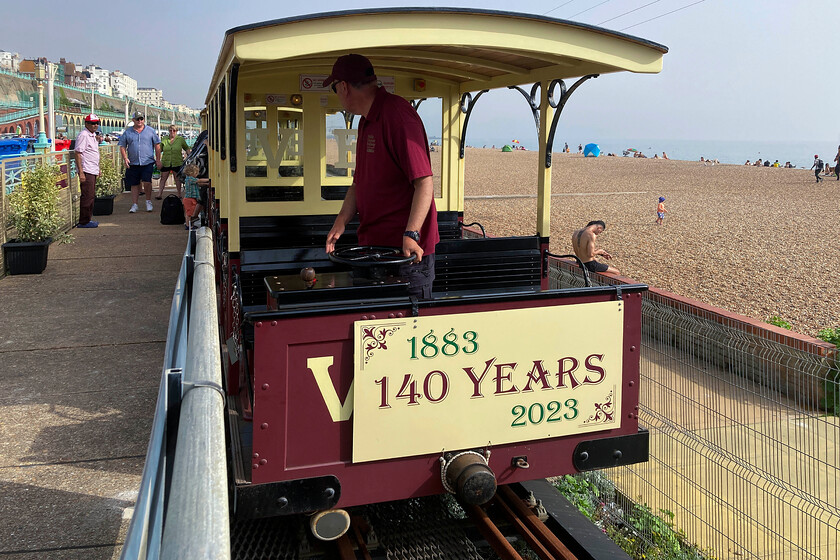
<box><xmin>354</xmin><ymin>87</ymin><xmax>438</xmax><ymax>255</ymax></box>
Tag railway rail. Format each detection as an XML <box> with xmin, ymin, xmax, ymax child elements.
<box><xmin>229</xmin><ymin>480</ymin><xmax>628</xmax><ymax>560</ymax></box>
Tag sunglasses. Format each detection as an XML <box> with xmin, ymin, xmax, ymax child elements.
<box><xmin>331</xmin><ymin>81</ymin><xmax>342</xmax><ymax>94</ymax></box>
<box><xmin>136</xmin><ymin>117</ymin><xmax>144</xmax><ymax>121</ymax></box>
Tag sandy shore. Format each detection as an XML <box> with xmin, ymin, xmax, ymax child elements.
<box><xmin>454</xmin><ymin>149</ymin><xmax>840</xmax><ymax>338</ymax></box>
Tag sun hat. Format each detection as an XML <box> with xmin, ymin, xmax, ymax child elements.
<box><xmin>84</xmin><ymin>113</ymin><xmax>100</xmax><ymax>123</ymax></box>
<box><xmin>659</xmin><ymin>196</ymin><xmax>665</xmax><ymax>202</ymax></box>
<box><xmin>322</xmin><ymin>54</ymin><xmax>377</xmax><ymax>88</ymax></box>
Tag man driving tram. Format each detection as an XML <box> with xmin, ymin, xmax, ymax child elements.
<box><xmin>323</xmin><ymin>54</ymin><xmax>438</xmax><ymax>299</ymax></box>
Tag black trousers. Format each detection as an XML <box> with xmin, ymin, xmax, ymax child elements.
<box><xmin>399</xmin><ymin>254</ymin><xmax>435</xmax><ymax>299</ymax></box>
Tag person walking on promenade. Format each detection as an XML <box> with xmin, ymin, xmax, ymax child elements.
<box><xmin>656</xmin><ymin>196</ymin><xmax>668</xmax><ymax>225</ymax></box>
<box><xmin>572</xmin><ymin>220</ymin><xmax>618</xmax><ymax>275</ymax></box>
<box><xmin>73</xmin><ymin>113</ymin><xmax>101</xmax><ymax>228</ymax></box>
<box><xmin>323</xmin><ymin>53</ymin><xmax>438</xmax><ymax>299</ymax></box>
<box><xmin>810</xmin><ymin>155</ymin><xmax>823</xmax><ymax>183</ymax></box>
<box><xmin>119</xmin><ymin>111</ymin><xmax>161</xmax><ymax>213</ymax></box>
<box><xmin>155</xmin><ymin>124</ymin><xmax>190</xmax><ymax>199</ymax></box>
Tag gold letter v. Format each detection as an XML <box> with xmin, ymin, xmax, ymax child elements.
<box><xmin>307</xmin><ymin>356</ymin><xmax>354</xmax><ymax>422</ymax></box>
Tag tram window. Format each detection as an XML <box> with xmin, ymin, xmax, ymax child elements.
<box><xmin>243</xmin><ymin>99</ymin><xmax>304</xmax><ymax>202</ymax></box>
<box><xmin>323</xmin><ymin>110</ymin><xmax>356</xmax><ymax>200</ymax></box>
<box><xmin>415</xmin><ymin>97</ymin><xmax>442</xmax><ymax>199</ymax></box>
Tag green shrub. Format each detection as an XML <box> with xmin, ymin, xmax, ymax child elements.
<box><xmin>817</xmin><ymin>328</ymin><xmax>840</xmax><ymax>346</ymax></box>
<box><xmin>95</xmin><ymin>153</ymin><xmax>123</xmax><ymax>197</ymax></box>
<box><xmin>8</xmin><ymin>162</ymin><xmax>64</xmax><ymax>242</ymax></box>
<box><xmin>767</xmin><ymin>315</ymin><xmax>792</xmax><ymax>330</ymax></box>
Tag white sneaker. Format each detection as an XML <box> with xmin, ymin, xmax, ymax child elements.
<box><xmin>129</xmin><ymin>203</ymin><xmax>138</xmax><ymax>213</ymax></box>
<box><xmin>146</xmin><ymin>200</ymin><xmax>154</xmax><ymax>212</ymax></box>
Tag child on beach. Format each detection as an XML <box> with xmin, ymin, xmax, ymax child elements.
<box><xmin>182</xmin><ymin>164</ymin><xmax>209</xmax><ymax>230</ymax></box>
<box><xmin>656</xmin><ymin>196</ymin><xmax>668</xmax><ymax>225</ymax></box>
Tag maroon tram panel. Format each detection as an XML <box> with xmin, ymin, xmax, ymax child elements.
<box><xmin>248</xmin><ymin>291</ymin><xmax>643</xmax><ymax>510</ymax></box>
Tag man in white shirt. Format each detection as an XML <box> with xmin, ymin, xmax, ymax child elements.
<box><xmin>74</xmin><ymin>114</ymin><xmax>101</xmax><ymax>228</ymax></box>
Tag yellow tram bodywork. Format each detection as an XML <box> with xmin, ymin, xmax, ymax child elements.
<box><xmin>203</xmin><ymin>8</ymin><xmax>667</xmax><ymax>252</ymax></box>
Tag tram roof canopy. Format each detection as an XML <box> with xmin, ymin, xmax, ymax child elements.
<box><xmin>207</xmin><ymin>8</ymin><xmax>668</xmax><ymax>103</ymax></box>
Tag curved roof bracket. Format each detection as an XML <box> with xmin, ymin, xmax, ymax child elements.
<box><xmin>507</xmin><ymin>83</ymin><xmax>541</xmax><ymax>135</ymax></box>
<box><xmin>545</xmin><ymin>74</ymin><xmax>598</xmax><ymax>168</ymax></box>
<box><xmin>459</xmin><ymin>90</ymin><xmax>489</xmax><ymax>159</ymax></box>
<box><xmin>340</xmin><ymin>110</ymin><xmax>357</xmax><ymax>130</ymax></box>
<box><xmin>410</xmin><ymin>98</ymin><xmax>427</xmax><ymax>111</ymax></box>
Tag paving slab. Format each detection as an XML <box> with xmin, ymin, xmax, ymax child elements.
<box><xmin>0</xmin><ymin>286</ymin><xmax>174</xmax><ymax>351</ymax></box>
<box><xmin>0</xmin><ymin>457</ymin><xmax>142</xmax><ymax>558</ymax></box>
<box><xmin>0</xmin><ymin>344</ymin><xmax>162</xmax><ymax>403</ymax></box>
<box><xmin>0</xmin><ymin>386</ymin><xmax>156</xmax><ymax>467</ymax></box>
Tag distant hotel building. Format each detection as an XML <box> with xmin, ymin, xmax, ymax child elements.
<box><xmin>2</xmin><ymin>51</ymin><xmax>200</xmax><ymax>116</ymax></box>
<box><xmin>137</xmin><ymin>87</ymin><xmax>163</xmax><ymax>106</ymax></box>
<box><xmin>0</xmin><ymin>50</ymin><xmax>21</xmax><ymax>71</ymax></box>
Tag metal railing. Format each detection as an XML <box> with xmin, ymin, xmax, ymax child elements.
<box><xmin>550</xmin><ymin>258</ymin><xmax>839</xmax><ymax>560</ymax></box>
<box><xmin>121</xmin><ymin>229</ymin><xmax>231</xmax><ymax>560</ymax></box>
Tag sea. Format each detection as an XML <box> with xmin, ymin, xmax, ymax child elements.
<box><xmin>461</xmin><ymin>137</ymin><xmax>840</xmax><ymax>170</ymax></box>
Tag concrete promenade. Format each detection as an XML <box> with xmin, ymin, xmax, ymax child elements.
<box><xmin>0</xmin><ymin>191</ymin><xmax>186</xmax><ymax>559</ymax></box>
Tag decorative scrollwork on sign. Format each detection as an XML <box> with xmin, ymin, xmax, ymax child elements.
<box><xmin>584</xmin><ymin>388</ymin><xmax>615</xmax><ymax>424</ymax></box>
<box><xmin>361</xmin><ymin>325</ymin><xmax>401</xmax><ymax>365</ymax></box>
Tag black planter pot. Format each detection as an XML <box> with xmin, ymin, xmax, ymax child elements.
<box><xmin>93</xmin><ymin>195</ymin><xmax>116</xmax><ymax>216</ymax></box>
<box><xmin>2</xmin><ymin>238</ymin><xmax>52</xmax><ymax>275</ymax></box>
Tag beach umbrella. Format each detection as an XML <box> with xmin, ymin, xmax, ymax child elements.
<box><xmin>627</xmin><ymin>148</ymin><xmax>638</xmax><ymax>152</ymax></box>
<box><xmin>583</xmin><ymin>143</ymin><xmax>600</xmax><ymax>157</ymax></box>
<box><xmin>511</xmin><ymin>139</ymin><xmax>520</xmax><ymax>144</ymax></box>
<box><xmin>501</xmin><ymin>145</ymin><xmax>513</xmax><ymax>152</ymax></box>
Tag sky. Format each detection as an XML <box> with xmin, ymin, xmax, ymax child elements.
<box><xmin>3</xmin><ymin>0</ymin><xmax>839</xmax><ymax>146</ymax></box>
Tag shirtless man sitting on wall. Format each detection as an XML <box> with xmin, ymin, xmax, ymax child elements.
<box><xmin>572</xmin><ymin>220</ymin><xmax>619</xmax><ymax>275</ymax></box>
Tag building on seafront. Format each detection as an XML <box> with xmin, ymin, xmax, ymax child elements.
<box><xmin>0</xmin><ymin>51</ymin><xmax>200</xmax><ymax>141</ymax></box>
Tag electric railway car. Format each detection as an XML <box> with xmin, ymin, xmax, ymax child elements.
<box><xmin>200</xmin><ymin>8</ymin><xmax>666</xmax><ymax>541</ymax></box>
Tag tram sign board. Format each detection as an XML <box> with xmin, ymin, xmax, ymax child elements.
<box><xmin>298</xmin><ymin>74</ymin><xmax>396</xmax><ymax>94</ymax></box>
<box><xmin>352</xmin><ymin>301</ymin><xmax>624</xmax><ymax>463</ymax></box>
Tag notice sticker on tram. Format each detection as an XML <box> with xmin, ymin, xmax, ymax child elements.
<box><xmin>300</xmin><ymin>75</ymin><xmax>330</xmax><ymax>92</ymax></box>
<box><xmin>265</xmin><ymin>94</ymin><xmax>287</xmax><ymax>105</ymax></box>
<box><xmin>352</xmin><ymin>301</ymin><xmax>624</xmax><ymax>463</ymax></box>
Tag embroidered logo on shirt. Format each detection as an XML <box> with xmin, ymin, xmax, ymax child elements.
<box><xmin>366</xmin><ymin>134</ymin><xmax>376</xmax><ymax>153</ymax></box>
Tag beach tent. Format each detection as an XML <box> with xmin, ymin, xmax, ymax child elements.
<box><xmin>584</xmin><ymin>143</ymin><xmax>600</xmax><ymax>157</ymax></box>
<box><xmin>501</xmin><ymin>145</ymin><xmax>513</xmax><ymax>152</ymax></box>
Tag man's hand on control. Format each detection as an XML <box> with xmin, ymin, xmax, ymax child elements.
<box><xmin>402</xmin><ymin>236</ymin><xmax>422</xmax><ymax>263</ymax></box>
<box><xmin>325</xmin><ymin>222</ymin><xmax>345</xmax><ymax>254</ymax></box>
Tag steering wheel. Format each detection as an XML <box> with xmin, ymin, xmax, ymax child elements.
<box><xmin>329</xmin><ymin>246</ymin><xmax>416</xmax><ymax>267</ymax></box>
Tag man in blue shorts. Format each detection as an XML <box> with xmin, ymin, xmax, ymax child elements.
<box><xmin>571</xmin><ymin>220</ymin><xmax>619</xmax><ymax>275</ymax></box>
<box><xmin>119</xmin><ymin>111</ymin><xmax>162</xmax><ymax>213</ymax></box>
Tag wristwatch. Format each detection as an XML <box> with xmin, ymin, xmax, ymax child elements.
<box><xmin>403</xmin><ymin>230</ymin><xmax>420</xmax><ymax>242</ymax></box>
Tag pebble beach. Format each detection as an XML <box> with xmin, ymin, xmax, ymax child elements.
<box><xmin>452</xmin><ymin>149</ymin><xmax>840</xmax><ymax>338</ymax></box>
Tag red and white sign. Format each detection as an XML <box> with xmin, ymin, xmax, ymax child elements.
<box><xmin>265</xmin><ymin>94</ymin><xmax>287</xmax><ymax>105</ymax></box>
<box><xmin>300</xmin><ymin>74</ymin><xmax>330</xmax><ymax>92</ymax></box>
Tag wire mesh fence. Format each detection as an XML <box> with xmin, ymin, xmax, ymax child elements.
<box><xmin>550</xmin><ymin>259</ymin><xmax>840</xmax><ymax>560</ymax></box>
